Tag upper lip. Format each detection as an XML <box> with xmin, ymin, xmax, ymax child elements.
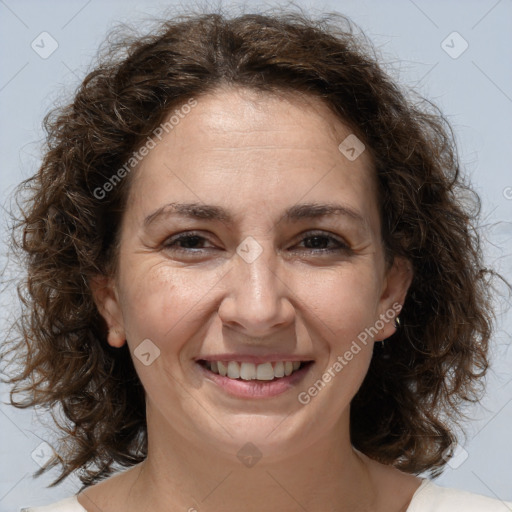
<box><xmin>195</xmin><ymin>354</ymin><xmax>314</xmax><ymax>364</ymax></box>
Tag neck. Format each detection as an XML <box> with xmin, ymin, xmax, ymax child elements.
<box><xmin>126</xmin><ymin>408</ymin><xmax>378</xmax><ymax>512</ymax></box>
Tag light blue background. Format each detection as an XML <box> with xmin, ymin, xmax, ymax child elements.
<box><xmin>1</xmin><ymin>0</ymin><xmax>511</xmax><ymax>510</ymax></box>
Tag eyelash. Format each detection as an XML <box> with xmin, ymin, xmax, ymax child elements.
<box><xmin>161</xmin><ymin>231</ymin><xmax>351</xmax><ymax>255</ymax></box>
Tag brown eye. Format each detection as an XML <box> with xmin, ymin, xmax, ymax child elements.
<box><xmin>162</xmin><ymin>232</ymin><xmax>214</xmax><ymax>253</ymax></box>
<box><xmin>295</xmin><ymin>232</ymin><xmax>351</xmax><ymax>254</ymax></box>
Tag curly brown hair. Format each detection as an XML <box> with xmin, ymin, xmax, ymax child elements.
<box><xmin>1</xmin><ymin>6</ymin><xmax>507</xmax><ymax>490</ymax></box>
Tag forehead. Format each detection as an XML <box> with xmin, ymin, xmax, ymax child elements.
<box><xmin>155</xmin><ymin>87</ymin><xmax>372</xmax><ymax>164</ymax></box>
<box><xmin>127</xmin><ymin>87</ymin><xmax>379</xmax><ymax>228</ymax></box>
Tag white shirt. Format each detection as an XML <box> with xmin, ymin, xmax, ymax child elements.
<box><xmin>20</xmin><ymin>478</ymin><xmax>512</xmax><ymax>511</ymax></box>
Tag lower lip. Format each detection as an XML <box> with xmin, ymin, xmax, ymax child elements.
<box><xmin>196</xmin><ymin>361</ymin><xmax>314</xmax><ymax>399</ymax></box>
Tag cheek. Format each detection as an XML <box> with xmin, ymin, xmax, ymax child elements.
<box><xmin>119</xmin><ymin>262</ymin><xmax>223</xmax><ymax>350</ymax></box>
<box><xmin>293</xmin><ymin>264</ymin><xmax>382</xmax><ymax>339</ymax></box>
<box><xmin>299</xmin><ymin>270</ymin><xmax>379</xmax><ymax>402</ymax></box>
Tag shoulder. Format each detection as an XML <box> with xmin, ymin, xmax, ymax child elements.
<box><xmin>20</xmin><ymin>495</ymin><xmax>86</xmax><ymax>512</ymax></box>
<box><xmin>408</xmin><ymin>479</ymin><xmax>512</xmax><ymax>512</ymax></box>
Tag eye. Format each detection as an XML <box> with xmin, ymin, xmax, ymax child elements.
<box><xmin>162</xmin><ymin>232</ymin><xmax>214</xmax><ymax>253</ymax></box>
<box><xmin>294</xmin><ymin>231</ymin><xmax>351</xmax><ymax>254</ymax></box>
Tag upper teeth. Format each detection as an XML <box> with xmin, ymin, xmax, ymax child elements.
<box><xmin>206</xmin><ymin>361</ymin><xmax>302</xmax><ymax>380</ymax></box>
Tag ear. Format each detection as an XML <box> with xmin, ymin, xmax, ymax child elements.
<box><xmin>89</xmin><ymin>274</ymin><xmax>126</xmax><ymax>348</ymax></box>
<box><xmin>376</xmin><ymin>255</ymin><xmax>413</xmax><ymax>341</ymax></box>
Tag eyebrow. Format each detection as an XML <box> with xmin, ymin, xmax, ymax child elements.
<box><xmin>143</xmin><ymin>201</ymin><xmax>368</xmax><ymax>228</ymax></box>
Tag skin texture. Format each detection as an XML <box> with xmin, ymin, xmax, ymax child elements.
<box><xmin>87</xmin><ymin>87</ymin><xmax>421</xmax><ymax>512</ymax></box>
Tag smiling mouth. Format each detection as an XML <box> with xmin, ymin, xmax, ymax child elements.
<box><xmin>197</xmin><ymin>360</ymin><xmax>314</xmax><ymax>381</ymax></box>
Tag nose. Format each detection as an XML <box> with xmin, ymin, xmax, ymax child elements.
<box><xmin>217</xmin><ymin>239</ymin><xmax>295</xmax><ymax>337</ymax></box>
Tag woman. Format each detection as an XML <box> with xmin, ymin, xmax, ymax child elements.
<box><xmin>4</xmin><ymin>8</ymin><xmax>511</xmax><ymax>512</ymax></box>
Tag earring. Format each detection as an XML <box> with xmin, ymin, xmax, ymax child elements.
<box><xmin>376</xmin><ymin>315</ymin><xmax>401</xmax><ymax>351</ymax></box>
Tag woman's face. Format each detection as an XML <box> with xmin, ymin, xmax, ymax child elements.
<box><xmin>93</xmin><ymin>87</ymin><xmax>412</xmax><ymax>462</ymax></box>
